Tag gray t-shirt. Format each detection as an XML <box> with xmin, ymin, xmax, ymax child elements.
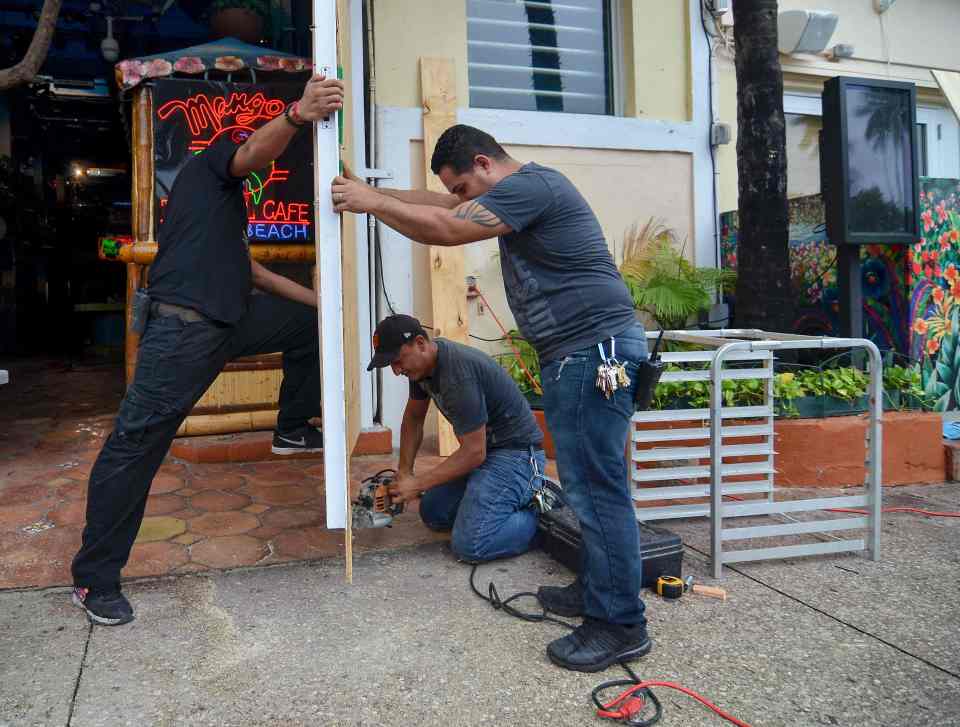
<box><xmin>410</xmin><ymin>339</ymin><xmax>543</xmax><ymax>451</ymax></box>
<box><xmin>476</xmin><ymin>162</ymin><xmax>636</xmax><ymax>363</ymax></box>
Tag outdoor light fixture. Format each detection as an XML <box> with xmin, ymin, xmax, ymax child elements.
<box><xmin>101</xmin><ymin>17</ymin><xmax>119</xmax><ymax>62</ymax></box>
<box><xmin>777</xmin><ymin>9</ymin><xmax>839</xmax><ymax>55</ymax></box>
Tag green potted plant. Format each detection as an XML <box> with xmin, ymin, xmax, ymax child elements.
<box><xmin>496</xmin><ymin>330</ymin><xmax>543</xmax><ymax>409</ymax></box>
<box><xmin>618</xmin><ymin>218</ymin><xmax>736</xmax><ymax>330</ymax></box>
<box><xmin>207</xmin><ymin>0</ymin><xmax>270</xmax><ymax>44</ymax></box>
<box><xmin>883</xmin><ymin>364</ymin><xmax>932</xmax><ymax>411</ymax></box>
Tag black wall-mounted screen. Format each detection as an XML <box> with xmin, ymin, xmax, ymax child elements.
<box><xmin>821</xmin><ymin>77</ymin><xmax>920</xmax><ymax>245</ymax></box>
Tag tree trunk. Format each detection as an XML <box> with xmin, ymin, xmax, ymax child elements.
<box><xmin>731</xmin><ymin>0</ymin><xmax>794</xmax><ymax>332</ymax></box>
<box><xmin>0</xmin><ymin>0</ymin><xmax>62</xmax><ymax>91</ymax></box>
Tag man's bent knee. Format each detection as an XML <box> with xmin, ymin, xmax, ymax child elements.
<box><xmin>418</xmin><ymin>492</ymin><xmax>455</xmax><ymax>532</ymax></box>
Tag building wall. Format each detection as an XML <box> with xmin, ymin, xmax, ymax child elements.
<box><xmin>370</xmin><ymin>0</ymin><xmax>708</xmax><ymax>442</ymax></box>
<box><xmin>717</xmin><ymin>0</ymin><xmax>960</xmax><ymax>213</ymax></box>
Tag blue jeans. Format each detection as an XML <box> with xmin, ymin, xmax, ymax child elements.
<box><xmin>419</xmin><ymin>447</ymin><xmax>546</xmax><ymax>562</ymax></box>
<box><xmin>540</xmin><ymin>323</ymin><xmax>648</xmax><ymax>626</ymax></box>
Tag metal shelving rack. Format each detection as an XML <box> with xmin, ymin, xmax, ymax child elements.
<box><xmin>630</xmin><ymin>330</ymin><xmax>883</xmax><ymax>579</ymax></box>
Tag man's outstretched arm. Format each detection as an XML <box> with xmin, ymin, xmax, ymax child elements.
<box><xmin>331</xmin><ymin>176</ymin><xmax>512</xmax><ymax>246</ymax></box>
<box><xmin>342</xmin><ymin>165</ymin><xmax>459</xmax><ymax>209</ymax></box>
<box><xmin>250</xmin><ymin>260</ymin><xmax>317</xmax><ymax>308</ymax></box>
<box><xmin>230</xmin><ymin>75</ymin><xmax>344</xmax><ymax>179</ymax></box>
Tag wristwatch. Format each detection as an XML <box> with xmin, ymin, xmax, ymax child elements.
<box><xmin>284</xmin><ymin>101</ymin><xmax>306</xmax><ymax>128</ymax></box>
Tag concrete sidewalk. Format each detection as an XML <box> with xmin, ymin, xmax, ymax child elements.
<box><xmin>3</xmin><ymin>483</ymin><xmax>960</xmax><ymax>727</ymax></box>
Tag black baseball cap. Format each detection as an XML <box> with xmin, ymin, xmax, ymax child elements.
<box><xmin>366</xmin><ymin>314</ymin><xmax>429</xmax><ymax>371</ymax></box>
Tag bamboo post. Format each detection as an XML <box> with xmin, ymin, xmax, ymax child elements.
<box><xmin>124</xmin><ymin>262</ymin><xmax>141</xmax><ymax>384</ymax></box>
<box><xmin>127</xmin><ymin>86</ymin><xmax>155</xmax><ymax>386</ymax></box>
<box><xmin>104</xmin><ymin>241</ymin><xmax>316</xmax><ymax>265</ymax></box>
<box><xmin>420</xmin><ymin>57</ymin><xmax>468</xmax><ymax>457</ymax></box>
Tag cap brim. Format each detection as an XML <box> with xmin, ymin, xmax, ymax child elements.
<box><xmin>366</xmin><ymin>349</ymin><xmax>398</xmax><ymax>371</ymax></box>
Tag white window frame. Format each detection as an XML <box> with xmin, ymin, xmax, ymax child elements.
<box><xmin>783</xmin><ymin>92</ymin><xmax>960</xmax><ymax>179</ymax></box>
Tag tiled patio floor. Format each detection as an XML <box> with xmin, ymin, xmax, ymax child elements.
<box><xmin>0</xmin><ymin>359</ymin><xmax>561</xmax><ymax>589</ymax></box>
<box><xmin>0</xmin><ymin>411</ymin><xmax>458</xmax><ymax>589</ymax></box>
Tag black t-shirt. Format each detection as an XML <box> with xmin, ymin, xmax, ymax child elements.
<box><xmin>410</xmin><ymin>339</ymin><xmax>543</xmax><ymax>451</ymax></box>
<box><xmin>148</xmin><ymin>138</ymin><xmax>252</xmax><ymax>324</ymax></box>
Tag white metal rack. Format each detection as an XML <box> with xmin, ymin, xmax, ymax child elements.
<box><xmin>631</xmin><ymin>330</ymin><xmax>882</xmax><ymax>578</ymax></box>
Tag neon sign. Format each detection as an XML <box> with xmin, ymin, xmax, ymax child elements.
<box><xmin>157</xmin><ymin>91</ymin><xmax>286</xmax><ymax>140</ymax></box>
<box><xmin>154</xmin><ymin>82</ymin><xmax>313</xmax><ymax>243</ymax></box>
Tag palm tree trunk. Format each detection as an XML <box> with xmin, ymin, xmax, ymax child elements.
<box><xmin>0</xmin><ymin>0</ymin><xmax>62</xmax><ymax>91</ymax></box>
<box><xmin>731</xmin><ymin>0</ymin><xmax>794</xmax><ymax>332</ymax></box>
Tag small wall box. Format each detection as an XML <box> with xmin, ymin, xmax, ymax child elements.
<box><xmin>820</xmin><ymin>76</ymin><xmax>921</xmax><ymax>246</ymax></box>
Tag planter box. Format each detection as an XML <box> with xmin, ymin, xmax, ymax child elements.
<box><xmin>775</xmin><ymin>411</ymin><xmax>944</xmax><ymax>487</ymax></box>
<box><xmin>780</xmin><ymin>395</ymin><xmax>870</xmax><ymax>419</ymax></box>
<box><xmin>535</xmin><ymin>408</ymin><xmax>945</xmax><ymax>487</ymax></box>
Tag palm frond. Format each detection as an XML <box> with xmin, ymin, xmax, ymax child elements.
<box><xmin>619</xmin><ymin>216</ymin><xmax>737</xmax><ymax>328</ymax></box>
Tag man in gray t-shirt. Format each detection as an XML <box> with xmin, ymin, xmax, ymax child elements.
<box><xmin>366</xmin><ymin>314</ymin><xmax>546</xmax><ymax>563</ymax></box>
<box><xmin>334</xmin><ymin>125</ymin><xmax>650</xmax><ymax>674</ymax></box>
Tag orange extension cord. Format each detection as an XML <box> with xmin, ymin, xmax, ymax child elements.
<box><xmin>596</xmin><ymin>680</ymin><xmax>753</xmax><ymax>726</ymax></box>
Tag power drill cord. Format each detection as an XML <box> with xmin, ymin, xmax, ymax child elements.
<box><xmin>469</xmin><ymin>564</ymin><xmax>663</xmax><ymax>726</ymax></box>
<box><xmin>468</xmin><ymin>563</ymin><xmax>758</xmax><ymax>725</ymax></box>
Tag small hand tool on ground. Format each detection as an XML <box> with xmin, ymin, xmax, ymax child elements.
<box><xmin>684</xmin><ymin>575</ymin><xmax>727</xmax><ymax>601</ymax></box>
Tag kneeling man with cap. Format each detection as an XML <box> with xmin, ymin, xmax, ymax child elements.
<box><xmin>368</xmin><ymin>314</ymin><xmax>547</xmax><ymax>562</ymax></box>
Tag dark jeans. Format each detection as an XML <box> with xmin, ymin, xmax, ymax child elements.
<box><xmin>540</xmin><ymin>323</ymin><xmax>648</xmax><ymax>626</ymax></box>
<box><xmin>419</xmin><ymin>447</ymin><xmax>545</xmax><ymax>562</ymax></box>
<box><xmin>72</xmin><ymin>294</ymin><xmax>320</xmax><ymax>590</ymax></box>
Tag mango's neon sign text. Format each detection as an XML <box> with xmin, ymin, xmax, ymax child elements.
<box><xmin>157</xmin><ymin>91</ymin><xmax>286</xmax><ymax>137</ymax></box>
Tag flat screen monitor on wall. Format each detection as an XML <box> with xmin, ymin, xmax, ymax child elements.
<box><xmin>821</xmin><ymin>76</ymin><xmax>920</xmax><ymax>245</ymax></box>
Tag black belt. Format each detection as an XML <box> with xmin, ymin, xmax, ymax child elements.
<box><xmin>491</xmin><ymin>442</ymin><xmax>544</xmax><ymax>453</ymax></box>
<box><xmin>150</xmin><ymin>301</ymin><xmax>207</xmax><ymax>324</ymax></box>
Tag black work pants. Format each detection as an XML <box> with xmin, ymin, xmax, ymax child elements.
<box><xmin>72</xmin><ymin>294</ymin><xmax>320</xmax><ymax>589</ymax></box>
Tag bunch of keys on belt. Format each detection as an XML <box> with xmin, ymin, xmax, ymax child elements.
<box><xmin>595</xmin><ymin>337</ymin><xmax>631</xmax><ymax>399</ymax></box>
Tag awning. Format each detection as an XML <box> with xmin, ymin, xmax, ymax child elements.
<box><xmin>114</xmin><ymin>37</ymin><xmax>312</xmax><ymax>92</ymax></box>
<box><xmin>932</xmin><ymin>69</ymin><xmax>960</xmax><ymax>125</ymax></box>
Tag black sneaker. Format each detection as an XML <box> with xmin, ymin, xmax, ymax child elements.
<box><xmin>72</xmin><ymin>586</ymin><xmax>134</xmax><ymax>626</ymax></box>
<box><xmin>547</xmin><ymin>618</ymin><xmax>651</xmax><ymax>673</ymax></box>
<box><xmin>271</xmin><ymin>426</ymin><xmax>323</xmax><ymax>455</ymax></box>
<box><xmin>538</xmin><ymin>579</ymin><xmax>585</xmax><ymax>618</ymax></box>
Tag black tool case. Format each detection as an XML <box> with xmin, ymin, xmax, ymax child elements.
<box><xmin>537</xmin><ymin>507</ymin><xmax>683</xmax><ymax>588</ymax></box>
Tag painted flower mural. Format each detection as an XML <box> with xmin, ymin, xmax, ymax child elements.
<box><xmin>909</xmin><ymin>179</ymin><xmax>960</xmax><ymax>410</ymax></box>
<box><xmin>721</xmin><ymin>194</ymin><xmax>909</xmax><ymax>353</ymax></box>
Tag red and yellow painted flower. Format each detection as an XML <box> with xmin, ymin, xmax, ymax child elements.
<box><xmin>927</xmin><ymin>337</ymin><xmax>941</xmax><ymax>355</ymax></box>
<box><xmin>913</xmin><ymin>318</ymin><xmax>929</xmax><ymax>336</ymax></box>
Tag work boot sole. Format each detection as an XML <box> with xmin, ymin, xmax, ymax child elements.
<box><xmin>547</xmin><ymin>637</ymin><xmax>652</xmax><ymax>673</ymax></box>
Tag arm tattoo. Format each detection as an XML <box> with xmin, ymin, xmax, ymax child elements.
<box><xmin>453</xmin><ymin>200</ymin><xmax>502</xmax><ymax>228</ymax></box>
